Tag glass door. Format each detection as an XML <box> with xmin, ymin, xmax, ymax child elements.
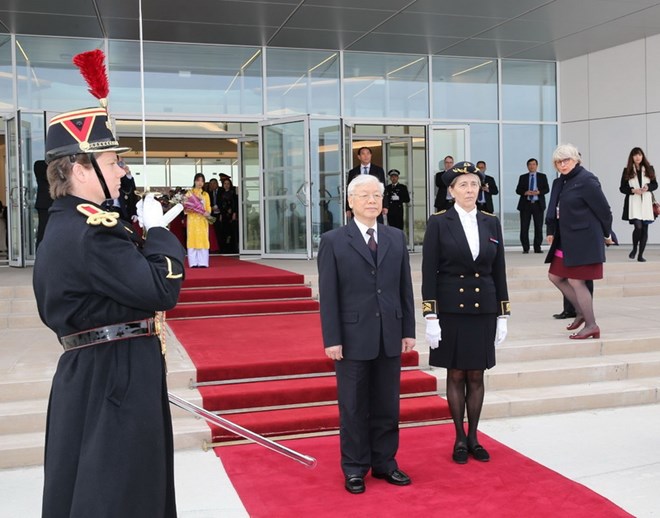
<box><xmin>430</xmin><ymin>125</ymin><xmax>470</xmax><ymax>213</ymax></box>
<box><xmin>238</xmin><ymin>138</ymin><xmax>260</xmax><ymax>254</ymax></box>
<box><xmin>341</xmin><ymin>121</ymin><xmax>353</xmax><ymax>220</ymax></box>
<box><xmin>6</xmin><ymin>115</ymin><xmax>21</xmax><ymax>267</ymax></box>
<box><xmin>259</xmin><ymin>117</ymin><xmax>312</xmax><ymax>258</ymax></box>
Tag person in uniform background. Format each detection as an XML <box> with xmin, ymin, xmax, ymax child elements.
<box><xmin>118</xmin><ymin>159</ymin><xmax>139</xmax><ymax>222</ymax></box>
<box><xmin>34</xmin><ymin>159</ymin><xmax>52</xmax><ymax>249</ymax></box>
<box><xmin>516</xmin><ymin>158</ymin><xmax>549</xmax><ymax>253</ymax></box>
<box><xmin>384</xmin><ymin>169</ymin><xmax>410</xmax><ymax>230</ymax></box>
<box><xmin>422</xmin><ymin>161</ymin><xmax>510</xmax><ymax>465</ymax></box>
<box><xmin>433</xmin><ymin>155</ymin><xmax>455</xmax><ymax>212</ymax></box>
<box><xmin>346</xmin><ymin>146</ymin><xmax>388</xmax><ymax>223</ymax></box>
<box><xmin>475</xmin><ymin>161</ymin><xmax>499</xmax><ymax>214</ymax></box>
<box><xmin>32</xmin><ymin>49</ymin><xmax>184</xmax><ymax>518</ymax></box>
<box><xmin>185</xmin><ymin>172</ymin><xmax>211</xmax><ymax>267</ymax></box>
<box><xmin>207</xmin><ymin>178</ymin><xmax>223</xmax><ymax>253</ymax></box>
<box><xmin>318</xmin><ymin>174</ymin><xmax>415</xmax><ymax>494</ymax></box>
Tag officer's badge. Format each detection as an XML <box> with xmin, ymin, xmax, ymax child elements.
<box><xmin>76</xmin><ymin>204</ymin><xmax>119</xmax><ymax>227</ymax></box>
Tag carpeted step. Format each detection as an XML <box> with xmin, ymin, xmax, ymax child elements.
<box><xmin>168</xmin><ymin>299</ymin><xmax>320</xmax><ymax>319</ymax></box>
<box><xmin>177</xmin><ymin>285</ymin><xmax>312</xmax><ymax>304</ymax></box>
<box><xmin>210</xmin><ymin>395</ymin><xmax>450</xmax><ymax>442</ymax></box>
<box><xmin>200</xmin><ymin>370</ymin><xmax>438</xmax><ymax>412</ymax></box>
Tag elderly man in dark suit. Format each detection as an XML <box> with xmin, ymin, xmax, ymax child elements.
<box><xmin>318</xmin><ymin>174</ymin><xmax>416</xmax><ymax>495</ymax></box>
<box><xmin>346</xmin><ymin>146</ymin><xmax>388</xmax><ymax>223</ymax></box>
<box><xmin>516</xmin><ymin>158</ymin><xmax>550</xmax><ymax>253</ymax></box>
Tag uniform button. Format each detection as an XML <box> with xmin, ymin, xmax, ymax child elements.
<box><xmin>459</xmin><ymin>288</ymin><xmax>464</xmax><ymax>293</ymax></box>
<box><xmin>376</xmin><ymin>312</ymin><xmax>380</xmax><ymax>317</ymax></box>
<box><xmin>475</xmin><ymin>273</ymin><xmax>480</xmax><ymax>278</ymax></box>
<box><xmin>459</xmin><ymin>304</ymin><xmax>464</xmax><ymax>308</ymax></box>
<box><xmin>460</xmin><ymin>275</ymin><xmax>465</xmax><ymax>279</ymax></box>
<box><xmin>475</xmin><ymin>288</ymin><xmax>480</xmax><ymax>293</ymax></box>
<box><xmin>377</xmin><ymin>289</ymin><xmax>382</xmax><ymax>294</ymax></box>
<box><xmin>474</xmin><ymin>303</ymin><xmax>480</xmax><ymax>308</ymax></box>
<box><xmin>371</xmin><ymin>270</ymin><xmax>376</xmax><ymax>275</ymax></box>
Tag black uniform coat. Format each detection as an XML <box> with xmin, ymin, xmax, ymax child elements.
<box><xmin>544</xmin><ymin>165</ymin><xmax>613</xmax><ymax>267</ymax></box>
<box><xmin>33</xmin><ymin>195</ymin><xmax>185</xmax><ymax>518</ymax></box>
<box><xmin>384</xmin><ymin>182</ymin><xmax>410</xmax><ymax>230</ymax></box>
<box><xmin>433</xmin><ymin>170</ymin><xmax>453</xmax><ymax>211</ymax></box>
<box><xmin>422</xmin><ymin>207</ymin><xmax>509</xmax><ymax>318</ymax></box>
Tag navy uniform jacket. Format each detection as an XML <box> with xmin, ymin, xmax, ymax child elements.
<box><xmin>544</xmin><ymin>165</ymin><xmax>612</xmax><ymax>267</ymax></box>
<box><xmin>317</xmin><ymin>219</ymin><xmax>415</xmax><ymax>360</ymax></box>
<box><xmin>422</xmin><ymin>207</ymin><xmax>510</xmax><ymax>317</ymax></box>
<box><xmin>33</xmin><ymin>195</ymin><xmax>185</xmax><ymax>518</ymax></box>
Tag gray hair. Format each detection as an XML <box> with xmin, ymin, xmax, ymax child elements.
<box><xmin>347</xmin><ymin>174</ymin><xmax>384</xmax><ymax>196</ymax></box>
<box><xmin>552</xmin><ymin>143</ymin><xmax>581</xmax><ymax>163</ymax></box>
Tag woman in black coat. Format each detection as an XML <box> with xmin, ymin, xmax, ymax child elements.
<box><xmin>619</xmin><ymin>147</ymin><xmax>657</xmax><ymax>262</ymax></box>
<box><xmin>422</xmin><ymin>162</ymin><xmax>510</xmax><ymax>465</ymax></box>
<box><xmin>545</xmin><ymin>144</ymin><xmax>613</xmax><ymax>340</ymax></box>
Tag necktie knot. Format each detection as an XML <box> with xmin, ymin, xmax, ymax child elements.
<box><xmin>366</xmin><ymin>228</ymin><xmax>377</xmax><ymax>256</ymax></box>
<box><xmin>362</xmin><ymin>166</ymin><xmax>368</xmax><ymax>175</ymax></box>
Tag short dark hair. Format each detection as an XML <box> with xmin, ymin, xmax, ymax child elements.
<box><xmin>357</xmin><ymin>146</ymin><xmax>372</xmax><ymax>156</ymax></box>
<box><xmin>476</xmin><ymin>160</ymin><xmax>486</xmax><ymax>167</ymax></box>
<box><xmin>527</xmin><ymin>158</ymin><xmax>538</xmax><ymax>166</ymax></box>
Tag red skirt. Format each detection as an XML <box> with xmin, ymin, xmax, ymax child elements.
<box><xmin>549</xmin><ymin>251</ymin><xmax>603</xmax><ymax>281</ymax></box>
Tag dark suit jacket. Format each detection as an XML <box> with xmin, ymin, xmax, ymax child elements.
<box><xmin>433</xmin><ymin>170</ymin><xmax>453</xmax><ymax>211</ymax></box>
<box><xmin>476</xmin><ymin>174</ymin><xmax>499</xmax><ymax>213</ymax></box>
<box><xmin>346</xmin><ymin>164</ymin><xmax>389</xmax><ymax>210</ymax></box>
<box><xmin>317</xmin><ymin>219</ymin><xmax>415</xmax><ymax>360</ymax></box>
<box><xmin>34</xmin><ymin>160</ymin><xmax>52</xmax><ymax>211</ymax></box>
<box><xmin>516</xmin><ymin>172</ymin><xmax>549</xmax><ymax>211</ymax></box>
<box><xmin>544</xmin><ymin>165</ymin><xmax>612</xmax><ymax>267</ymax></box>
<box><xmin>422</xmin><ymin>207</ymin><xmax>509</xmax><ymax>317</ymax></box>
<box><xmin>119</xmin><ymin>175</ymin><xmax>139</xmax><ymax>220</ymax></box>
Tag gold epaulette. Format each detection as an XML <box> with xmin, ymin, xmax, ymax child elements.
<box><xmin>479</xmin><ymin>210</ymin><xmax>496</xmax><ymax>217</ymax></box>
<box><xmin>432</xmin><ymin>210</ymin><xmax>447</xmax><ymax>216</ymax></box>
<box><xmin>76</xmin><ymin>204</ymin><xmax>119</xmax><ymax>227</ymax></box>
<box><xmin>422</xmin><ymin>300</ymin><xmax>437</xmax><ymax>315</ymax></box>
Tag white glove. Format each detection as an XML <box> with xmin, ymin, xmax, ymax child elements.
<box><xmin>495</xmin><ymin>317</ymin><xmax>508</xmax><ymax>346</ymax></box>
<box><xmin>425</xmin><ymin>315</ymin><xmax>441</xmax><ymax>349</ymax></box>
<box><xmin>136</xmin><ymin>193</ymin><xmax>165</xmax><ymax>230</ymax></box>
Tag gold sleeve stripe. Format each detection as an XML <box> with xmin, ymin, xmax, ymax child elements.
<box><xmin>422</xmin><ymin>300</ymin><xmax>437</xmax><ymax>315</ymax></box>
<box><xmin>500</xmin><ymin>301</ymin><xmax>511</xmax><ymax>316</ymax></box>
<box><xmin>165</xmin><ymin>257</ymin><xmax>183</xmax><ymax>279</ymax></box>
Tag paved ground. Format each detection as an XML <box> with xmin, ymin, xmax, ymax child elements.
<box><xmin>1</xmin><ymin>247</ymin><xmax>659</xmax><ymax>517</ymax></box>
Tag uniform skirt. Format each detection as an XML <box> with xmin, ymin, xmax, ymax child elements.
<box><xmin>429</xmin><ymin>313</ymin><xmax>497</xmax><ymax>370</ymax></box>
<box><xmin>549</xmin><ymin>252</ymin><xmax>603</xmax><ymax>281</ymax></box>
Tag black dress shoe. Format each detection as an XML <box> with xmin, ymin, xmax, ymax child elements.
<box><xmin>372</xmin><ymin>468</ymin><xmax>411</xmax><ymax>486</ymax></box>
<box><xmin>553</xmin><ymin>310</ymin><xmax>576</xmax><ymax>319</ymax></box>
<box><xmin>345</xmin><ymin>475</ymin><xmax>365</xmax><ymax>494</ymax></box>
<box><xmin>452</xmin><ymin>444</ymin><xmax>468</xmax><ymax>464</ymax></box>
<box><xmin>534</xmin><ymin>249</ymin><xmax>543</xmax><ymax>253</ymax></box>
<box><xmin>638</xmin><ymin>257</ymin><xmax>647</xmax><ymax>262</ymax></box>
<box><xmin>522</xmin><ymin>250</ymin><xmax>529</xmax><ymax>254</ymax></box>
<box><xmin>468</xmin><ymin>444</ymin><xmax>490</xmax><ymax>462</ymax></box>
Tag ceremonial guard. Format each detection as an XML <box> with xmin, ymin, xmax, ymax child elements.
<box><xmin>383</xmin><ymin>169</ymin><xmax>410</xmax><ymax>230</ymax></box>
<box><xmin>32</xmin><ymin>50</ymin><xmax>184</xmax><ymax>517</ymax></box>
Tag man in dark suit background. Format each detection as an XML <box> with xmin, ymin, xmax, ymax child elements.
<box><xmin>346</xmin><ymin>146</ymin><xmax>388</xmax><ymax>223</ymax></box>
<box><xmin>516</xmin><ymin>158</ymin><xmax>549</xmax><ymax>253</ymax></box>
<box><xmin>475</xmin><ymin>160</ymin><xmax>499</xmax><ymax>214</ymax></box>
<box><xmin>318</xmin><ymin>174</ymin><xmax>415</xmax><ymax>495</ymax></box>
<box><xmin>433</xmin><ymin>155</ymin><xmax>455</xmax><ymax>212</ymax></box>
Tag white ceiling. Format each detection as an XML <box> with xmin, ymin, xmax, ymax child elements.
<box><xmin>3</xmin><ymin>0</ymin><xmax>660</xmax><ymax>60</ymax></box>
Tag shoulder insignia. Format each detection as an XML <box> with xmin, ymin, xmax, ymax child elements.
<box><xmin>76</xmin><ymin>204</ymin><xmax>119</xmax><ymax>227</ymax></box>
<box><xmin>123</xmin><ymin>225</ymin><xmax>134</xmax><ymax>234</ymax></box>
<box><xmin>433</xmin><ymin>210</ymin><xmax>447</xmax><ymax>215</ymax></box>
<box><xmin>479</xmin><ymin>210</ymin><xmax>496</xmax><ymax>217</ymax></box>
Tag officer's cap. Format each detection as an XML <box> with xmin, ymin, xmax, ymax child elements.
<box><xmin>442</xmin><ymin>161</ymin><xmax>485</xmax><ymax>186</ymax></box>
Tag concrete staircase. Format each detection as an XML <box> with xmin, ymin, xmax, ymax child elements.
<box><xmin>2</xmin><ymin>252</ymin><xmax>660</xmax><ymax>468</ymax></box>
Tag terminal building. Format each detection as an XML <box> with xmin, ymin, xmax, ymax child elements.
<box><xmin>2</xmin><ymin>1</ymin><xmax>660</xmax><ymax>265</ymax></box>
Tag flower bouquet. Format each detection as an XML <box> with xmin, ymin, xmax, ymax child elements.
<box><xmin>183</xmin><ymin>192</ymin><xmax>216</xmax><ymax>224</ymax></box>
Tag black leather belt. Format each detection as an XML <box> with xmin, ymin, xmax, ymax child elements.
<box><xmin>59</xmin><ymin>318</ymin><xmax>156</xmax><ymax>351</ymax></box>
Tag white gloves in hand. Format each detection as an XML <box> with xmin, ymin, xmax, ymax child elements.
<box><xmin>495</xmin><ymin>317</ymin><xmax>508</xmax><ymax>346</ymax></box>
<box><xmin>136</xmin><ymin>193</ymin><xmax>165</xmax><ymax>230</ymax></box>
<box><xmin>425</xmin><ymin>314</ymin><xmax>441</xmax><ymax>349</ymax></box>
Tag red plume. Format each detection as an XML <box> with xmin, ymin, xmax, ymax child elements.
<box><xmin>72</xmin><ymin>49</ymin><xmax>109</xmax><ymax>104</ymax></box>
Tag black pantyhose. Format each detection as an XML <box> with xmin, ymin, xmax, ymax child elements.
<box><xmin>446</xmin><ymin>368</ymin><xmax>485</xmax><ymax>448</ymax></box>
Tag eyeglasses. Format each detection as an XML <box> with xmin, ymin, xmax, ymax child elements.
<box><xmin>351</xmin><ymin>193</ymin><xmax>383</xmax><ymax>201</ymax></box>
<box><xmin>554</xmin><ymin>158</ymin><xmax>573</xmax><ymax>166</ymax></box>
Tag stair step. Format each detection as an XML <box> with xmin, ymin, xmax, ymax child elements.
<box><xmin>210</xmin><ymin>395</ymin><xmax>450</xmax><ymax>442</ymax></box>
<box><xmin>177</xmin><ymin>285</ymin><xmax>312</xmax><ymax>304</ymax></box>
<box><xmin>200</xmin><ymin>370</ymin><xmax>437</xmax><ymax>412</ymax></box>
<box><xmin>168</xmin><ymin>298</ymin><xmax>319</xmax><ymax>319</ymax></box>
<box><xmin>0</xmin><ymin>399</ymin><xmax>47</xmax><ymax>434</ymax></box>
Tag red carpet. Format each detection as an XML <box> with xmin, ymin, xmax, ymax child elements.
<box><xmin>215</xmin><ymin>424</ymin><xmax>632</xmax><ymax>517</ymax></box>
<box><xmin>181</xmin><ymin>256</ymin><xmax>304</xmax><ymax>288</ymax></box>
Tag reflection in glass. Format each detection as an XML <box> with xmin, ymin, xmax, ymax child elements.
<box><xmin>433</xmin><ymin>57</ymin><xmax>498</xmax><ymax>120</ymax></box>
<box><xmin>240</xmin><ymin>140</ymin><xmax>261</xmax><ymax>252</ymax></box>
<box><xmin>502</xmin><ymin>60</ymin><xmax>557</xmax><ymax>122</ymax></box>
<box><xmin>267</xmin><ymin>49</ymin><xmax>339</xmax><ymax>117</ymax></box>
<box><xmin>344</xmin><ymin>52</ymin><xmax>428</xmax><ymax>119</ymax></box>
<box><xmin>468</xmin><ymin>123</ymin><xmax>500</xmax><ymax>214</ymax></box>
<box><xmin>501</xmin><ymin>124</ymin><xmax>557</xmax><ymax>244</ymax></box>
<box><xmin>0</xmin><ymin>35</ymin><xmax>13</xmax><ymax>110</ymax></box>
<box><xmin>108</xmin><ymin>40</ymin><xmax>262</xmax><ymax>116</ymax></box>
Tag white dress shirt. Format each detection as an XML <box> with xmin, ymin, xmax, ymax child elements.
<box><xmin>454</xmin><ymin>204</ymin><xmax>480</xmax><ymax>260</ymax></box>
<box><xmin>353</xmin><ymin>218</ymin><xmax>377</xmax><ymax>246</ymax></box>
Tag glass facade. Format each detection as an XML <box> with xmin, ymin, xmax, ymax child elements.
<box><xmin>1</xmin><ymin>32</ymin><xmax>558</xmax><ymax>257</ymax></box>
